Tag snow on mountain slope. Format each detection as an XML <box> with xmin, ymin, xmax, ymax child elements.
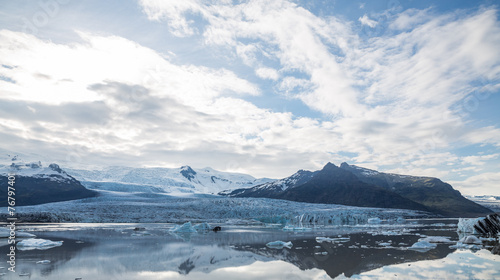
<box><xmin>65</xmin><ymin>165</ymin><xmax>274</xmax><ymax>195</ymax></box>
<box><xmin>0</xmin><ymin>161</ymin><xmax>73</xmax><ymax>183</ymax></box>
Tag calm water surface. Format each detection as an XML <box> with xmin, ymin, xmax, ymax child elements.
<box><xmin>1</xmin><ymin>220</ymin><xmax>499</xmax><ymax>279</ymax></box>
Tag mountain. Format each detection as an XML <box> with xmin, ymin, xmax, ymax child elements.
<box><xmin>339</xmin><ymin>163</ymin><xmax>493</xmax><ymax>217</ymax></box>
<box><xmin>0</xmin><ymin>162</ymin><xmax>97</xmax><ymax>206</ymax></box>
<box><xmin>65</xmin><ymin>165</ymin><xmax>273</xmax><ymax>195</ymax></box>
<box><xmin>222</xmin><ymin>162</ymin><xmax>493</xmax><ymax>217</ymax></box>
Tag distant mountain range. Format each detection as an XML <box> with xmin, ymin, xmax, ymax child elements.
<box><xmin>221</xmin><ymin>162</ymin><xmax>492</xmax><ymax>218</ymax></box>
<box><xmin>0</xmin><ymin>162</ymin><xmax>96</xmax><ymax>206</ymax></box>
<box><xmin>0</xmin><ymin>155</ymin><xmax>493</xmax><ymax>218</ymax></box>
<box><xmin>65</xmin><ymin>165</ymin><xmax>273</xmax><ymax>195</ymax></box>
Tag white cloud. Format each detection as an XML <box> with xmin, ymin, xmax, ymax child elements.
<box><xmin>255</xmin><ymin>67</ymin><xmax>279</xmax><ymax>80</ymax></box>
<box><xmin>0</xmin><ymin>29</ymin><xmax>342</xmax><ymax>178</ymax></box>
<box><xmin>449</xmin><ymin>172</ymin><xmax>500</xmax><ymax>196</ymax></box>
<box><xmin>461</xmin><ymin>154</ymin><xmax>499</xmax><ymax>166</ymax></box>
<box><xmin>358</xmin><ymin>14</ymin><xmax>378</xmax><ymax>28</ymax></box>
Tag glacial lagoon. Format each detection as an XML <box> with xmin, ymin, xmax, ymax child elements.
<box><xmin>1</xmin><ymin>220</ymin><xmax>499</xmax><ymax>280</ymax></box>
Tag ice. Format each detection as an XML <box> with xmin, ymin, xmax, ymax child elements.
<box><xmin>266</xmin><ymin>241</ymin><xmax>293</xmax><ymax>249</ymax></box>
<box><xmin>170</xmin><ymin>222</ymin><xmax>197</xmax><ymax>233</ymax></box>
<box><xmin>449</xmin><ymin>237</ymin><xmax>483</xmax><ymax>251</ymax></box>
<box><xmin>459</xmin><ymin>235</ymin><xmax>482</xmax><ymax>245</ymax></box>
<box><xmin>193</xmin><ymin>222</ymin><xmax>212</xmax><ymax>232</ymax></box>
<box><xmin>408</xmin><ymin>241</ymin><xmax>437</xmax><ymax>252</ymax></box>
<box><xmin>316</xmin><ymin>237</ymin><xmax>350</xmax><ymax>243</ymax></box>
<box><xmin>418</xmin><ymin>236</ymin><xmax>453</xmax><ymax>243</ymax></box>
<box><xmin>457</xmin><ymin>217</ymin><xmax>484</xmax><ymax>234</ymax></box>
<box><xmin>17</xmin><ymin>238</ymin><xmax>63</xmax><ymax>251</ymax></box>
<box><xmin>368</xmin><ymin>217</ymin><xmax>382</xmax><ymax>224</ymax></box>
<box><xmin>36</xmin><ymin>260</ymin><xmax>51</xmax><ymax>264</ymax></box>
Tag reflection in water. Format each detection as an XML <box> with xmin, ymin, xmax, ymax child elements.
<box><xmin>0</xmin><ymin>222</ymin><xmax>498</xmax><ymax>279</ymax></box>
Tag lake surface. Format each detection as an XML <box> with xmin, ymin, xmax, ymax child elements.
<box><xmin>1</xmin><ymin>220</ymin><xmax>499</xmax><ymax>279</ymax></box>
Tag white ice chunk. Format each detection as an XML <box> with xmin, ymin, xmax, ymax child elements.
<box><xmin>17</xmin><ymin>239</ymin><xmax>63</xmax><ymax>251</ymax></box>
<box><xmin>408</xmin><ymin>241</ymin><xmax>437</xmax><ymax>252</ymax></box>
<box><xmin>170</xmin><ymin>222</ymin><xmax>197</xmax><ymax>233</ymax></box>
<box><xmin>316</xmin><ymin>237</ymin><xmax>350</xmax><ymax>243</ymax></box>
<box><xmin>36</xmin><ymin>260</ymin><xmax>51</xmax><ymax>264</ymax></box>
<box><xmin>418</xmin><ymin>236</ymin><xmax>453</xmax><ymax>243</ymax></box>
<box><xmin>460</xmin><ymin>235</ymin><xmax>482</xmax><ymax>245</ymax></box>
<box><xmin>266</xmin><ymin>241</ymin><xmax>293</xmax><ymax>249</ymax></box>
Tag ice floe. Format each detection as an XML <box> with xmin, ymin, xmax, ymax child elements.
<box><xmin>266</xmin><ymin>241</ymin><xmax>293</xmax><ymax>249</ymax></box>
<box><xmin>17</xmin><ymin>239</ymin><xmax>63</xmax><ymax>251</ymax></box>
<box><xmin>36</xmin><ymin>260</ymin><xmax>51</xmax><ymax>264</ymax></box>
<box><xmin>315</xmin><ymin>237</ymin><xmax>350</xmax><ymax>243</ymax></box>
<box><xmin>418</xmin><ymin>236</ymin><xmax>453</xmax><ymax>243</ymax></box>
<box><xmin>408</xmin><ymin>241</ymin><xmax>437</xmax><ymax>252</ymax></box>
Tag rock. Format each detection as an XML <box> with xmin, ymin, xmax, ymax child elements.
<box><xmin>212</xmin><ymin>226</ymin><xmax>221</xmax><ymax>232</ymax></box>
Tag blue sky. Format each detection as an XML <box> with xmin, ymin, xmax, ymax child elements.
<box><xmin>0</xmin><ymin>0</ymin><xmax>499</xmax><ymax>195</ymax></box>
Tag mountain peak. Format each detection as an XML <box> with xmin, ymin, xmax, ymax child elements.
<box><xmin>322</xmin><ymin>162</ymin><xmax>338</xmax><ymax>170</ymax></box>
<box><xmin>180</xmin><ymin>165</ymin><xmax>197</xmax><ymax>181</ymax></box>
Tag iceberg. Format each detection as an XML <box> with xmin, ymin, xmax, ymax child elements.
<box><xmin>266</xmin><ymin>241</ymin><xmax>293</xmax><ymax>249</ymax></box>
<box><xmin>193</xmin><ymin>222</ymin><xmax>212</xmax><ymax>232</ymax></box>
<box><xmin>418</xmin><ymin>236</ymin><xmax>453</xmax><ymax>243</ymax></box>
<box><xmin>457</xmin><ymin>217</ymin><xmax>484</xmax><ymax>234</ymax></box>
<box><xmin>459</xmin><ymin>235</ymin><xmax>482</xmax><ymax>245</ymax></box>
<box><xmin>36</xmin><ymin>260</ymin><xmax>51</xmax><ymax>264</ymax></box>
<box><xmin>316</xmin><ymin>237</ymin><xmax>350</xmax><ymax>243</ymax></box>
<box><xmin>170</xmin><ymin>222</ymin><xmax>197</xmax><ymax>233</ymax></box>
<box><xmin>408</xmin><ymin>241</ymin><xmax>437</xmax><ymax>252</ymax></box>
<box><xmin>17</xmin><ymin>239</ymin><xmax>63</xmax><ymax>251</ymax></box>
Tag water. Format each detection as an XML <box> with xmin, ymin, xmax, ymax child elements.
<box><xmin>1</xmin><ymin>220</ymin><xmax>499</xmax><ymax>279</ymax></box>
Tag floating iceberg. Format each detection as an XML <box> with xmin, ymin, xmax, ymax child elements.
<box><xmin>36</xmin><ymin>260</ymin><xmax>51</xmax><ymax>264</ymax></box>
<box><xmin>408</xmin><ymin>241</ymin><xmax>437</xmax><ymax>252</ymax></box>
<box><xmin>459</xmin><ymin>235</ymin><xmax>482</xmax><ymax>245</ymax></box>
<box><xmin>193</xmin><ymin>222</ymin><xmax>211</xmax><ymax>232</ymax></box>
<box><xmin>266</xmin><ymin>241</ymin><xmax>293</xmax><ymax>249</ymax></box>
<box><xmin>418</xmin><ymin>236</ymin><xmax>453</xmax><ymax>243</ymax></box>
<box><xmin>17</xmin><ymin>239</ymin><xmax>63</xmax><ymax>251</ymax></box>
<box><xmin>170</xmin><ymin>222</ymin><xmax>197</xmax><ymax>233</ymax></box>
<box><xmin>457</xmin><ymin>217</ymin><xmax>484</xmax><ymax>234</ymax></box>
<box><xmin>316</xmin><ymin>237</ymin><xmax>350</xmax><ymax>243</ymax></box>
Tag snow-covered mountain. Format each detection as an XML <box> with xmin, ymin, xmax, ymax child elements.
<box><xmin>65</xmin><ymin>165</ymin><xmax>274</xmax><ymax>195</ymax></box>
<box><xmin>0</xmin><ymin>162</ymin><xmax>96</xmax><ymax>206</ymax></box>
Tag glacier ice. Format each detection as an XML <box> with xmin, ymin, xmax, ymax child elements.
<box><xmin>266</xmin><ymin>241</ymin><xmax>293</xmax><ymax>249</ymax></box>
<box><xmin>17</xmin><ymin>238</ymin><xmax>63</xmax><ymax>251</ymax></box>
<box><xmin>459</xmin><ymin>235</ymin><xmax>482</xmax><ymax>245</ymax></box>
<box><xmin>457</xmin><ymin>217</ymin><xmax>484</xmax><ymax>234</ymax></box>
<box><xmin>170</xmin><ymin>222</ymin><xmax>197</xmax><ymax>233</ymax></box>
<box><xmin>367</xmin><ymin>217</ymin><xmax>382</xmax><ymax>224</ymax></box>
<box><xmin>418</xmin><ymin>236</ymin><xmax>453</xmax><ymax>243</ymax></box>
<box><xmin>408</xmin><ymin>241</ymin><xmax>437</xmax><ymax>252</ymax></box>
<box><xmin>193</xmin><ymin>222</ymin><xmax>212</xmax><ymax>232</ymax></box>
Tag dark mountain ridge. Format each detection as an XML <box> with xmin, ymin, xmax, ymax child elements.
<box><xmin>221</xmin><ymin>162</ymin><xmax>492</xmax><ymax>217</ymax></box>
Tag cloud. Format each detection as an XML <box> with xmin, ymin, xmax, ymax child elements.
<box><xmin>255</xmin><ymin>67</ymin><xmax>279</xmax><ymax>80</ymax></box>
<box><xmin>449</xmin><ymin>172</ymin><xmax>500</xmax><ymax>196</ymax></box>
<box><xmin>358</xmin><ymin>14</ymin><xmax>378</xmax><ymax>28</ymax></box>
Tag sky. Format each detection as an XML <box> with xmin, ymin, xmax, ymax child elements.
<box><xmin>0</xmin><ymin>0</ymin><xmax>499</xmax><ymax>195</ymax></box>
